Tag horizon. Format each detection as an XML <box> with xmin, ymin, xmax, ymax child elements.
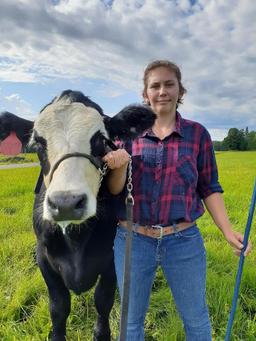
<box><xmin>0</xmin><ymin>0</ymin><xmax>255</xmax><ymax>141</ymax></box>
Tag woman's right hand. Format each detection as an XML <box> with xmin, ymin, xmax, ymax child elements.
<box><xmin>103</xmin><ymin>149</ymin><xmax>130</xmax><ymax>170</ymax></box>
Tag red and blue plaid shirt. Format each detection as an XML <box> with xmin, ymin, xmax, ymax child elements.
<box><xmin>115</xmin><ymin>112</ymin><xmax>223</xmax><ymax>225</ymax></box>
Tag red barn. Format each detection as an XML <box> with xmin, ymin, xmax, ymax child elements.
<box><xmin>0</xmin><ymin>131</ymin><xmax>22</xmax><ymax>155</ymax></box>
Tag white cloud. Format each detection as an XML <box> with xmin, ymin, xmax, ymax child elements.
<box><xmin>208</xmin><ymin>128</ymin><xmax>228</xmax><ymax>141</ymax></box>
<box><xmin>0</xmin><ymin>0</ymin><xmax>255</xmax><ymax>134</ymax></box>
<box><xmin>0</xmin><ymin>91</ymin><xmax>34</xmax><ymax>119</ymax></box>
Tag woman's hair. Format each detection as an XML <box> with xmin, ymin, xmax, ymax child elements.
<box><xmin>143</xmin><ymin>60</ymin><xmax>187</xmax><ymax>106</ymax></box>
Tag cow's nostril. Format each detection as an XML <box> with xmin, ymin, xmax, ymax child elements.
<box><xmin>75</xmin><ymin>197</ymin><xmax>86</xmax><ymax>210</ymax></box>
<box><xmin>48</xmin><ymin>197</ymin><xmax>58</xmax><ymax>211</ymax></box>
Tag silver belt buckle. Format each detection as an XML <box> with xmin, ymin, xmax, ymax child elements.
<box><xmin>152</xmin><ymin>224</ymin><xmax>163</xmax><ymax>239</ymax></box>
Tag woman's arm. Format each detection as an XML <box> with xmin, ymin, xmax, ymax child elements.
<box><xmin>203</xmin><ymin>192</ymin><xmax>251</xmax><ymax>256</ymax></box>
<box><xmin>103</xmin><ymin>149</ymin><xmax>130</xmax><ymax>195</ymax></box>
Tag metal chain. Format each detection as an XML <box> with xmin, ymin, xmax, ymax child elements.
<box><xmin>99</xmin><ymin>162</ymin><xmax>109</xmax><ymax>187</ymax></box>
<box><xmin>126</xmin><ymin>156</ymin><xmax>134</xmax><ymax>205</ymax></box>
<box><xmin>98</xmin><ymin>158</ymin><xmax>134</xmax><ymax>202</ymax></box>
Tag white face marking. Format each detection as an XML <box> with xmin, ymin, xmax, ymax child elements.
<box><xmin>32</xmin><ymin>100</ymin><xmax>108</xmax><ymax>224</ymax></box>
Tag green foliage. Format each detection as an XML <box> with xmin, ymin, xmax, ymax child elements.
<box><xmin>0</xmin><ymin>153</ymin><xmax>256</xmax><ymax>340</ymax></box>
<box><xmin>247</xmin><ymin>131</ymin><xmax>256</xmax><ymax>150</ymax></box>
<box><xmin>214</xmin><ymin>128</ymin><xmax>256</xmax><ymax>151</ymax></box>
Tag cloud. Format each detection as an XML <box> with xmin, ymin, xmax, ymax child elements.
<box><xmin>0</xmin><ymin>90</ymin><xmax>34</xmax><ymax>118</ymax></box>
<box><xmin>0</xmin><ymin>0</ymin><xmax>255</xmax><ymax>136</ymax></box>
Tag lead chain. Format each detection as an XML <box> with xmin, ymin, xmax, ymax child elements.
<box><xmin>126</xmin><ymin>156</ymin><xmax>134</xmax><ymax>205</ymax></box>
<box><xmin>99</xmin><ymin>162</ymin><xmax>109</xmax><ymax>187</ymax></box>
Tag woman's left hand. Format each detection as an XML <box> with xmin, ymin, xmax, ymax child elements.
<box><xmin>224</xmin><ymin>230</ymin><xmax>252</xmax><ymax>257</ymax></box>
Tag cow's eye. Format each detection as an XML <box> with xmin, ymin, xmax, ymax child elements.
<box><xmin>33</xmin><ymin>135</ymin><xmax>47</xmax><ymax>151</ymax></box>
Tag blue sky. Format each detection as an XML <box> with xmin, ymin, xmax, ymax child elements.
<box><xmin>0</xmin><ymin>0</ymin><xmax>255</xmax><ymax>140</ymax></box>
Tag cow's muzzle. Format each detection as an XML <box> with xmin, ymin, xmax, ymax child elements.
<box><xmin>47</xmin><ymin>191</ymin><xmax>87</xmax><ymax>222</ymax></box>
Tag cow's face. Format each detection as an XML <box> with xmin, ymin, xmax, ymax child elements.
<box><xmin>29</xmin><ymin>90</ymin><xmax>156</xmax><ymax>229</ymax></box>
<box><xmin>31</xmin><ymin>101</ymin><xmax>109</xmax><ymax>227</ymax></box>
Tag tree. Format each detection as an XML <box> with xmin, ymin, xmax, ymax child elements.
<box><xmin>223</xmin><ymin>128</ymin><xmax>247</xmax><ymax>150</ymax></box>
<box><xmin>247</xmin><ymin>131</ymin><xmax>256</xmax><ymax>150</ymax></box>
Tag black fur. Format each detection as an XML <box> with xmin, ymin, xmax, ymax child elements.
<box><xmin>40</xmin><ymin>89</ymin><xmax>104</xmax><ymax>116</ymax></box>
<box><xmin>104</xmin><ymin>104</ymin><xmax>156</xmax><ymax>140</ymax></box>
<box><xmin>12</xmin><ymin>90</ymin><xmax>156</xmax><ymax>340</ymax></box>
<box><xmin>32</xmin><ymin>131</ymin><xmax>50</xmax><ymax>176</ymax></box>
<box><xmin>34</xmin><ymin>182</ymin><xmax>117</xmax><ymax>341</ymax></box>
<box><xmin>0</xmin><ymin>111</ymin><xmax>33</xmax><ymax>148</ymax></box>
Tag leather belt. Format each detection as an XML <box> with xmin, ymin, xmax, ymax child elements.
<box><xmin>119</xmin><ymin>220</ymin><xmax>196</xmax><ymax>239</ymax></box>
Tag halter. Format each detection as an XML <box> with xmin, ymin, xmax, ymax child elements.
<box><xmin>34</xmin><ymin>152</ymin><xmax>108</xmax><ymax>194</ymax></box>
<box><xmin>48</xmin><ymin>152</ymin><xmax>104</xmax><ymax>183</ymax></box>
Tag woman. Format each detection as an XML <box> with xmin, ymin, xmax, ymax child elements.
<box><xmin>103</xmin><ymin>60</ymin><xmax>251</xmax><ymax>341</ymax></box>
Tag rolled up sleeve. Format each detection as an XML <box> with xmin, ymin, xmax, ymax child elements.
<box><xmin>197</xmin><ymin>128</ymin><xmax>223</xmax><ymax>198</ymax></box>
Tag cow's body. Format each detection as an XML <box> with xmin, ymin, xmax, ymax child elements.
<box><xmin>19</xmin><ymin>90</ymin><xmax>156</xmax><ymax>341</ymax></box>
<box><xmin>34</xmin><ymin>182</ymin><xmax>117</xmax><ymax>340</ymax></box>
<box><xmin>0</xmin><ymin>111</ymin><xmax>33</xmax><ymax>150</ymax></box>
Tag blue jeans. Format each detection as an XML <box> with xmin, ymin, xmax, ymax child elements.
<box><xmin>114</xmin><ymin>224</ymin><xmax>212</xmax><ymax>341</ymax></box>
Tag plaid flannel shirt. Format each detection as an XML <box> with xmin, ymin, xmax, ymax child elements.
<box><xmin>115</xmin><ymin>112</ymin><xmax>223</xmax><ymax>225</ymax></box>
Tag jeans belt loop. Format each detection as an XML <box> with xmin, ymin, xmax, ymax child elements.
<box><xmin>172</xmin><ymin>222</ymin><xmax>178</xmax><ymax>233</ymax></box>
<box><xmin>158</xmin><ymin>226</ymin><xmax>163</xmax><ymax>239</ymax></box>
<box><xmin>133</xmin><ymin>223</ymin><xmax>140</xmax><ymax>233</ymax></box>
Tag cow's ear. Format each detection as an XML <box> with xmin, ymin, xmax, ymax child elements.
<box><xmin>104</xmin><ymin>104</ymin><xmax>156</xmax><ymax>140</ymax></box>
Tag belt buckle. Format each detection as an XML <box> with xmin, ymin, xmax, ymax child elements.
<box><xmin>151</xmin><ymin>224</ymin><xmax>163</xmax><ymax>239</ymax></box>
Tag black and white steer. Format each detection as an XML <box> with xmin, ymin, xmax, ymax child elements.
<box><xmin>22</xmin><ymin>90</ymin><xmax>155</xmax><ymax>341</ymax></box>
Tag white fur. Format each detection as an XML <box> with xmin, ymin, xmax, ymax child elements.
<box><xmin>32</xmin><ymin>101</ymin><xmax>107</xmax><ymax>224</ymax></box>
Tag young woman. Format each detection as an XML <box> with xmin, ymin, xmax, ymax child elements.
<box><xmin>103</xmin><ymin>60</ymin><xmax>251</xmax><ymax>341</ymax></box>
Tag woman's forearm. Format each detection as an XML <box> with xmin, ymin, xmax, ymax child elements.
<box><xmin>203</xmin><ymin>192</ymin><xmax>252</xmax><ymax>256</ymax></box>
<box><xmin>203</xmin><ymin>192</ymin><xmax>233</xmax><ymax>236</ymax></box>
<box><xmin>107</xmin><ymin>164</ymin><xmax>128</xmax><ymax>195</ymax></box>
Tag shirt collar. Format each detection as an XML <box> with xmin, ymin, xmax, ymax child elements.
<box><xmin>142</xmin><ymin>111</ymin><xmax>184</xmax><ymax>138</ymax></box>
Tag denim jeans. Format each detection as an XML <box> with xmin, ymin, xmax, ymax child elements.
<box><xmin>114</xmin><ymin>224</ymin><xmax>212</xmax><ymax>341</ymax></box>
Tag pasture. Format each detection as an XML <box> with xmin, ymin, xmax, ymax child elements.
<box><xmin>0</xmin><ymin>153</ymin><xmax>38</xmax><ymax>165</ymax></box>
<box><xmin>0</xmin><ymin>151</ymin><xmax>255</xmax><ymax>340</ymax></box>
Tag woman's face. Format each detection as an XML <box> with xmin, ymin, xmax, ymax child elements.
<box><xmin>143</xmin><ymin>67</ymin><xmax>180</xmax><ymax>116</ymax></box>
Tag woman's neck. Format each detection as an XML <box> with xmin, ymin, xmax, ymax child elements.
<box><xmin>152</xmin><ymin>111</ymin><xmax>176</xmax><ymax>139</ymax></box>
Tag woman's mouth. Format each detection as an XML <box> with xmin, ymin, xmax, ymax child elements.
<box><xmin>157</xmin><ymin>100</ymin><xmax>170</xmax><ymax>104</ymax></box>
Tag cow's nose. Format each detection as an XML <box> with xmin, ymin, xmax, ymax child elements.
<box><xmin>47</xmin><ymin>191</ymin><xmax>87</xmax><ymax>221</ymax></box>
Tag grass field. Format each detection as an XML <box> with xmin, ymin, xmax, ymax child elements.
<box><xmin>0</xmin><ymin>151</ymin><xmax>255</xmax><ymax>340</ymax></box>
<box><xmin>0</xmin><ymin>153</ymin><xmax>39</xmax><ymax>165</ymax></box>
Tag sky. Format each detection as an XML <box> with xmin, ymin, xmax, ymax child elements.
<box><xmin>0</xmin><ymin>0</ymin><xmax>255</xmax><ymax>141</ymax></box>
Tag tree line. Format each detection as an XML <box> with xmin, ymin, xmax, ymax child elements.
<box><xmin>213</xmin><ymin>127</ymin><xmax>256</xmax><ymax>151</ymax></box>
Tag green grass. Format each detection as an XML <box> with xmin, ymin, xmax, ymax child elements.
<box><xmin>0</xmin><ymin>152</ymin><xmax>255</xmax><ymax>340</ymax></box>
<box><xmin>0</xmin><ymin>153</ymin><xmax>38</xmax><ymax>165</ymax></box>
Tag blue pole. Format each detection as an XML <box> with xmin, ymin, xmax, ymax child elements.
<box><xmin>225</xmin><ymin>178</ymin><xmax>256</xmax><ymax>341</ymax></box>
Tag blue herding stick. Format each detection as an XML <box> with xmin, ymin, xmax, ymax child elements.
<box><xmin>225</xmin><ymin>178</ymin><xmax>256</xmax><ymax>341</ymax></box>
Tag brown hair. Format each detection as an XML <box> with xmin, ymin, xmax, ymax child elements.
<box><xmin>143</xmin><ymin>60</ymin><xmax>187</xmax><ymax>106</ymax></box>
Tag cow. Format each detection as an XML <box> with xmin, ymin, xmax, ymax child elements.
<box><xmin>16</xmin><ymin>90</ymin><xmax>156</xmax><ymax>341</ymax></box>
<box><xmin>0</xmin><ymin>111</ymin><xmax>33</xmax><ymax>154</ymax></box>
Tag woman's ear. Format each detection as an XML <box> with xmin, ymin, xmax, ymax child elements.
<box><xmin>142</xmin><ymin>92</ymin><xmax>150</xmax><ymax>105</ymax></box>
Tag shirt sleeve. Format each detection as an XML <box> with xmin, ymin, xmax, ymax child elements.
<box><xmin>197</xmin><ymin>127</ymin><xmax>223</xmax><ymax>198</ymax></box>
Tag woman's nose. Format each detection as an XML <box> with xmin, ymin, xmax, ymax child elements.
<box><xmin>159</xmin><ymin>86</ymin><xmax>167</xmax><ymax>95</ymax></box>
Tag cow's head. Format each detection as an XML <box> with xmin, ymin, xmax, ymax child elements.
<box><xmin>29</xmin><ymin>90</ymin><xmax>156</xmax><ymax>228</ymax></box>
